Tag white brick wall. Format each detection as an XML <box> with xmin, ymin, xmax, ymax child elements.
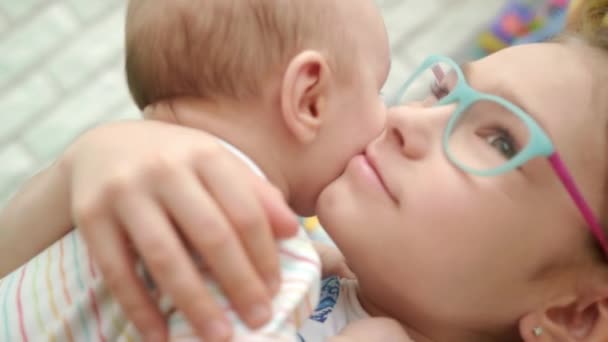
<box><xmin>0</xmin><ymin>0</ymin><xmax>139</xmax><ymax>205</ymax></box>
<box><xmin>0</xmin><ymin>0</ymin><xmax>505</xmax><ymax>206</ymax></box>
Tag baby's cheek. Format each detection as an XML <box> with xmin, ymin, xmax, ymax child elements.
<box><xmin>372</xmin><ymin>98</ymin><xmax>388</xmax><ymax>134</ymax></box>
<box><xmin>346</xmin><ymin>98</ymin><xmax>385</xmax><ymax>149</ymax></box>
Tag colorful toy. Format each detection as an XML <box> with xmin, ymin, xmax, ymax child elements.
<box><xmin>475</xmin><ymin>0</ymin><xmax>570</xmax><ymax>57</ymax></box>
<box><xmin>301</xmin><ymin>216</ymin><xmax>335</xmax><ymax>245</ymax></box>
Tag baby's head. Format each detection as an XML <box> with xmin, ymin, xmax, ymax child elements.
<box><xmin>125</xmin><ymin>0</ymin><xmax>390</xmax><ymax>215</ymax></box>
<box><xmin>318</xmin><ymin>1</ymin><xmax>608</xmax><ymax>340</ymax></box>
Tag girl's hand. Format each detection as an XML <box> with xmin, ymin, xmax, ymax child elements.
<box><xmin>66</xmin><ymin>120</ymin><xmax>298</xmax><ymax>341</ymax></box>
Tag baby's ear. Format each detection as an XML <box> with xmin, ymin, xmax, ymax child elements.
<box><xmin>280</xmin><ymin>50</ymin><xmax>330</xmax><ymax>144</ymax></box>
<box><xmin>519</xmin><ymin>278</ymin><xmax>608</xmax><ymax>341</ymax></box>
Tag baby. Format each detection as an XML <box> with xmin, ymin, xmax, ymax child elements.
<box><xmin>0</xmin><ymin>0</ymin><xmax>389</xmax><ymax>341</ymax></box>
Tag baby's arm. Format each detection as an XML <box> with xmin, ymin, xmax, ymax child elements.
<box><xmin>0</xmin><ymin>159</ymin><xmax>72</xmax><ymax>276</ymax></box>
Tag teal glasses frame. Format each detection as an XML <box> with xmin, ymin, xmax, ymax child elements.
<box><xmin>387</xmin><ymin>55</ymin><xmax>608</xmax><ymax>255</ymax></box>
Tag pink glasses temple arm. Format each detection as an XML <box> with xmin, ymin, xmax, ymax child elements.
<box><xmin>548</xmin><ymin>153</ymin><xmax>608</xmax><ymax>255</ymax></box>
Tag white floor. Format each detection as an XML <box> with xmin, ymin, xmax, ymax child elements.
<box><xmin>0</xmin><ymin>0</ymin><xmax>505</xmax><ymax>205</ymax></box>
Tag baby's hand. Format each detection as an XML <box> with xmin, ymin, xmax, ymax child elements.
<box><xmin>330</xmin><ymin>317</ymin><xmax>413</xmax><ymax>342</ymax></box>
<box><xmin>64</xmin><ymin>120</ymin><xmax>298</xmax><ymax>341</ymax></box>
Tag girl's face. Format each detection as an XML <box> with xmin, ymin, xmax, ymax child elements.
<box><xmin>317</xmin><ymin>43</ymin><xmax>608</xmax><ymax>337</ymax></box>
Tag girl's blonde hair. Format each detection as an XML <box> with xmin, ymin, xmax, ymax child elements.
<box><xmin>567</xmin><ymin>0</ymin><xmax>608</xmax><ymax>47</ymax></box>
<box><xmin>565</xmin><ymin>0</ymin><xmax>608</xmax><ymax>260</ymax></box>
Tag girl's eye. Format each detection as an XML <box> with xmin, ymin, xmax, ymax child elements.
<box><xmin>486</xmin><ymin>130</ymin><xmax>518</xmax><ymax>159</ymax></box>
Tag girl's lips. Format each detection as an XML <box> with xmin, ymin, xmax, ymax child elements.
<box><xmin>359</xmin><ymin>153</ymin><xmax>399</xmax><ymax>204</ymax></box>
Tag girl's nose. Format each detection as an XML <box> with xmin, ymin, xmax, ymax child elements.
<box><xmin>384</xmin><ymin>104</ymin><xmax>450</xmax><ymax>160</ymax></box>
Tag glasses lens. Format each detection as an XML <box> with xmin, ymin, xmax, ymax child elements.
<box><xmin>391</xmin><ymin>61</ymin><xmax>456</xmax><ymax>106</ymax></box>
<box><xmin>446</xmin><ymin>100</ymin><xmax>530</xmax><ymax>172</ymax></box>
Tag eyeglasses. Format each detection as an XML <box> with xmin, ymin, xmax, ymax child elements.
<box><xmin>386</xmin><ymin>54</ymin><xmax>608</xmax><ymax>256</ymax></box>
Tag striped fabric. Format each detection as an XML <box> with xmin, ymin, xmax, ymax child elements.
<box><xmin>0</xmin><ymin>228</ymin><xmax>321</xmax><ymax>341</ymax></box>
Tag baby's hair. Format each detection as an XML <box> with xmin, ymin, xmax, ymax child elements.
<box><xmin>125</xmin><ymin>0</ymin><xmax>354</xmax><ymax>110</ymax></box>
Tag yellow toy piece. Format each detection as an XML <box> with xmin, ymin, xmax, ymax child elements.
<box><xmin>302</xmin><ymin>216</ymin><xmax>321</xmax><ymax>232</ymax></box>
<box><xmin>479</xmin><ymin>31</ymin><xmax>508</xmax><ymax>53</ymax></box>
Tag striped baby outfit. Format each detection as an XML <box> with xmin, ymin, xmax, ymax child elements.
<box><xmin>0</xmin><ymin>228</ymin><xmax>320</xmax><ymax>341</ymax></box>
